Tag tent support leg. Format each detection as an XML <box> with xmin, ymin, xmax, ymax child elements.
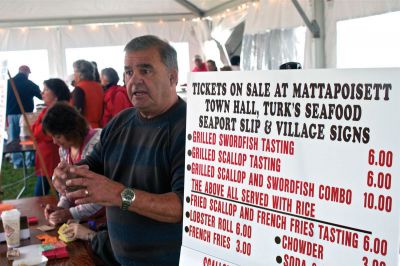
<box><xmin>291</xmin><ymin>0</ymin><xmax>320</xmax><ymax>38</ymax></box>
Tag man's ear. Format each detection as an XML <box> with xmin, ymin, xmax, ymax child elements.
<box><xmin>169</xmin><ymin>70</ymin><xmax>178</xmax><ymax>86</ymax></box>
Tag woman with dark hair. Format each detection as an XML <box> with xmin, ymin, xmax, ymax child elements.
<box><xmin>72</xmin><ymin>59</ymin><xmax>103</xmax><ymax>128</ymax></box>
<box><xmin>31</xmin><ymin>78</ymin><xmax>71</xmax><ymax>196</ymax></box>
<box><xmin>42</xmin><ymin>102</ymin><xmax>103</xmax><ymax>225</ymax></box>
<box><xmin>100</xmin><ymin>67</ymin><xmax>132</xmax><ymax>126</ymax></box>
<box><xmin>206</xmin><ymin>59</ymin><xmax>218</xmax><ymax>71</ymax></box>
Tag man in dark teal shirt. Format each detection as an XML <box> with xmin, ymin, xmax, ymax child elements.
<box><xmin>53</xmin><ymin>35</ymin><xmax>185</xmax><ymax>265</ymax></box>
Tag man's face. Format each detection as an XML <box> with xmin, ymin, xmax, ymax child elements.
<box><xmin>195</xmin><ymin>58</ymin><xmax>203</xmax><ymax>68</ymax></box>
<box><xmin>124</xmin><ymin>47</ymin><xmax>177</xmax><ymax>118</ymax></box>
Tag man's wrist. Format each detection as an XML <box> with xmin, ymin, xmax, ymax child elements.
<box><xmin>115</xmin><ymin>185</ymin><xmax>125</xmax><ymax>207</ymax></box>
<box><xmin>120</xmin><ymin>187</ymin><xmax>136</xmax><ymax>211</ymax></box>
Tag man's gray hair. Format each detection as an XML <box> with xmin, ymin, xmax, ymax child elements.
<box><xmin>73</xmin><ymin>60</ymin><xmax>95</xmax><ymax>81</ymax></box>
<box><xmin>124</xmin><ymin>35</ymin><xmax>178</xmax><ymax>71</ymax></box>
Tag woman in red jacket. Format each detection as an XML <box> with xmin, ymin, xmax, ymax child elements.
<box><xmin>32</xmin><ymin>78</ymin><xmax>70</xmax><ymax>196</ymax></box>
<box><xmin>100</xmin><ymin>68</ymin><xmax>132</xmax><ymax>127</ymax></box>
<box><xmin>71</xmin><ymin>60</ymin><xmax>104</xmax><ymax>128</ymax></box>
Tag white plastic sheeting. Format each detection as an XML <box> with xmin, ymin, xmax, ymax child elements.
<box><xmin>0</xmin><ymin>20</ymin><xmax>210</xmax><ymax>79</ymax></box>
<box><xmin>210</xmin><ymin>8</ymin><xmax>248</xmax><ymax>65</ymax></box>
<box><xmin>243</xmin><ymin>0</ymin><xmax>313</xmax><ymax>70</ymax></box>
<box><xmin>241</xmin><ymin>27</ymin><xmax>306</xmax><ymax>70</ymax></box>
<box><xmin>245</xmin><ymin>0</ymin><xmax>312</xmax><ymax>34</ymax></box>
<box><xmin>325</xmin><ymin>0</ymin><xmax>400</xmax><ymax>67</ymax></box>
<box><xmin>242</xmin><ymin>0</ymin><xmax>400</xmax><ymax>70</ymax></box>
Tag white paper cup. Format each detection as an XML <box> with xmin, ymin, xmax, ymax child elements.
<box><xmin>1</xmin><ymin>209</ymin><xmax>21</xmax><ymax>248</ymax></box>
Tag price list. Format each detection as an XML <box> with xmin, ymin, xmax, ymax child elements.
<box><xmin>180</xmin><ymin>69</ymin><xmax>400</xmax><ymax>266</ymax></box>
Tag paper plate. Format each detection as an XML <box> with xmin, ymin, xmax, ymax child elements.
<box><xmin>12</xmin><ymin>244</ymin><xmax>48</xmax><ymax>266</ymax></box>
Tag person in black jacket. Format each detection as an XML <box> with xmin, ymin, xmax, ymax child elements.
<box><xmin>7</xmin><ymin>65</ymin><xmax>42</xmax><ymax>169</ymax></box>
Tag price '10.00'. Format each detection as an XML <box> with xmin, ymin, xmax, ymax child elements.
<box><xmin>363</xmin><ymin>193</ymin><xmax>392</xmax><ymax>212</ymax></box>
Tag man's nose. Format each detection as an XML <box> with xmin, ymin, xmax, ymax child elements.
<box><xmin>127</xmin><ymin>74</ymin><xmax>143</xmax><ymax>90</ymax></box>
<box><xmin>131</xmin><ymin>72</ymin><xmax>144</xmax><ymax>84</ymax></box>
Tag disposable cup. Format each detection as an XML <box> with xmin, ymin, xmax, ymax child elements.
<box><xmin>1</xmin><ymin>209</ymin><xmax>21</xmax><ymax>248</ymax></box>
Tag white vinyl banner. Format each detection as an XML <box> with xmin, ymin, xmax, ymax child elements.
<box><xmin>181</xmin><ymin>69</ymin><xmax>400</xmax><ymax>266</ymax></box>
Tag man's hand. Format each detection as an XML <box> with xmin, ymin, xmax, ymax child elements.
<box><xmin>65</xmin><ymin>165</ymin><xmax>182</xmax><ymax>223</ymax></box>
<box><xmin>52</xmin><ymin>161</ymin><xmax>70</xmax><ymax>194</ymax></box>
<box><xmin>65</xmin><ymin>166</ymin><xmax>124</xmax><ymax>207</ymax></box>
<box><xmin>53</xmin><ymin>162</ymin><xmax>89</xmax><ymax>194</ymax></box>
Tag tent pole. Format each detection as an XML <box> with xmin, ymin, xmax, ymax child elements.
<box><xmin>291</xmin><ymin>0</ymin><xmax>320</xmax><ymax>37</ymax></box>
<box><xmin>313</xmin><ymin>0</ymin><xmax>326</xmax><ymax>68</ymax></box>
<box><xmin>291</xmin><ymin>0</ymin><xmax>326</xmax><ymax>68</ymax></box>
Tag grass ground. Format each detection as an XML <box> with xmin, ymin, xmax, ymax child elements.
<box><xmin>0</xmin><ymin>159</ymin><xmax>38</xmax><ymax>200</ymax></box>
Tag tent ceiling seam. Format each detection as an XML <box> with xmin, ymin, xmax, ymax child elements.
<box><xmin>0</xmin><ymin>13</ymin><xmax>196</xmax><ymax>28</ymax></box>
<box><xmin>174</xmin><ymin>0</ymin><xmax>205</xmax><ymax>17</ymax></box>
<box><xmin>205</xmin><ymin>0</ymin><xmax>250</xmax><ymax>17</ymax></box>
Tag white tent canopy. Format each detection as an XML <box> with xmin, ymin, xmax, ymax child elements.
<box><xmin>0</xmin><ymin>0</ymin><xmax>247</xmax><ymax>28</ymax></box>
<box><xmin>1</xmin><ymin>0</ymin><xmax>399</xmax><ymax>80</ymax></box>
<box><xmin>1</xmin><ymin>0</ymin><xmax>244</xmax><ymax>79</ymax></box>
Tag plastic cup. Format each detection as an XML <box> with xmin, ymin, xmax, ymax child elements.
<box><xmin>1</xmin><ymin>209</ymin><xmax>21</xmax><ymax>248</ymax></box>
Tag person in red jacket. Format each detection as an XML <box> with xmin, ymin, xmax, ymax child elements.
<box><xmin>71</xmin><ymin>60</ymin><xmax>104</xmax><ymax>128</ymax></box>
<box><xmin>100</xmin><ymin>68</ymin><xmax>132</xmax><ymax>127</ymax></box>
<box><xmin>31</xmin><ymin>78</ymin><xmax>71</xmax><ymax>196</ymax></box>
<box><xmin>192</xmin><ymin>55</ymin><xmax>208</xmax><ymax>72</ymax></box>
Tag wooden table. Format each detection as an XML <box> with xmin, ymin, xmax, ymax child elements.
<box><xmin>0</xmin><ymin>195</ymin><xmax>104</xmax><ymax>265</ymax></box>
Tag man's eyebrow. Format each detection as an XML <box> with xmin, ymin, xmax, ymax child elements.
<box><xmin>137</xmin><ymin>63</ymin><xmax>153</xmax><ymax>69</ymax></box>
<box><xmin>124</xmin><ymin>64</ymin><xmax>153</xmax><ymax>71</ymax></box>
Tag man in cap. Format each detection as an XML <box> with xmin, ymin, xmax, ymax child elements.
<box><xmin>192</xmin><ymin>54</ymin><xmax>207</xmax><ymax>72</ymax></box>
<box><xmin>7</xmin><ymin>65</ymin><xmax>42</xmax><ymax>168</ymax></box>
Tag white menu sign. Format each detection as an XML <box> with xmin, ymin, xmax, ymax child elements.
<box><xmin>180</xmin><ymin>69</ymin><xmax>400</xmax><ymax>266</ymax></box>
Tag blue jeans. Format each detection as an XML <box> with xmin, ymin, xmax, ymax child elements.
<box><xmin>7</xmin><ymin>114</ymin><xmax>34</xmax><ymax>168</ymax></box>
<box><xmin>34</xmin><ymin>176</ymin><xmax>50</xmax><ymax>196</ymax></box>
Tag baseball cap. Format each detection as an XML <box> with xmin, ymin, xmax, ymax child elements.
<box><xmin>18</xmin><ymin>65</ymin><xmax>31</xmax><ymax>74</ymax></box>
<box><xmin>279</xmin><ymin>62</ymin><xmax>302</xmax><ymax>70</ymax></box>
